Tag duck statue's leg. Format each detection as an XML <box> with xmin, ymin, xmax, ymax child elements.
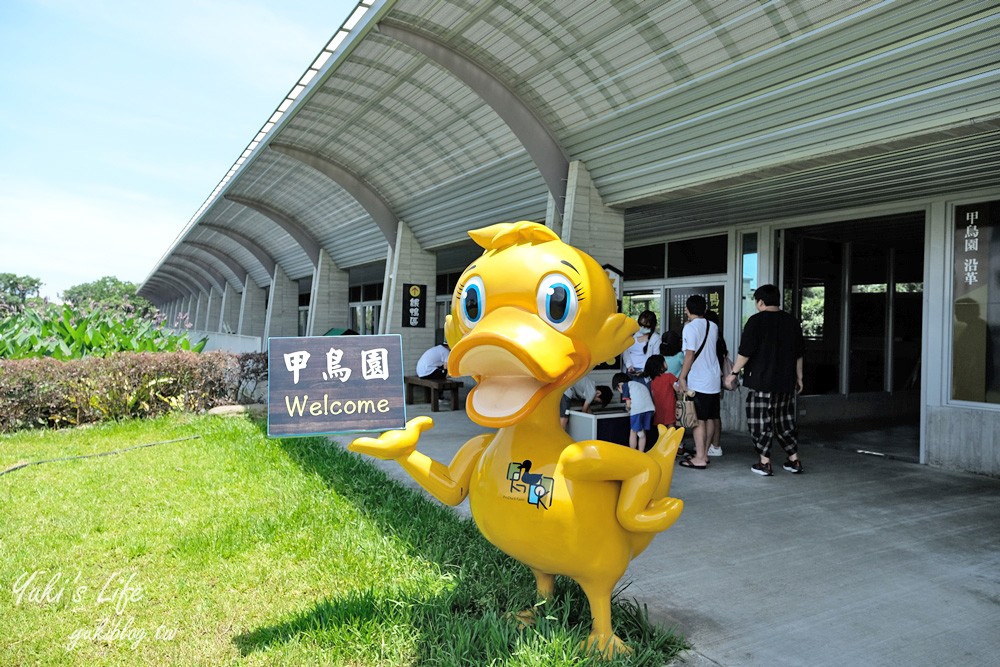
<box><xmin>533</xmin><ymin>569</ymin><xmax>555</xmax><ymax>599</ymax></box>
<box><xmin>515</xmin><ymin>569</ymin><xmax>556</xmax><ymax>627</ymax></box>
<box><xmin>578</xmin><ymin>577</ymin><xmax>631</xmax><ymax>658</ymax></box>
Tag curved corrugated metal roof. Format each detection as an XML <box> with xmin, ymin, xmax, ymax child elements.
<box><xmin>140</xmin><ymin>0</ymin><xmax>1000</xmax><ymax>303</ymax></box>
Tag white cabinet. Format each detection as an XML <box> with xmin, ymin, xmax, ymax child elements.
<box><xmin>566</xmin><ymin>407</ymin><xmax>631</xmax><ymax>446</ymax></box>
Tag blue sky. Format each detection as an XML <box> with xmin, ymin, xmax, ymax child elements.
<box><xmin>0</xmin><ymin>0</ymin><xmax>357</xmax><ymax>301</ymax></box>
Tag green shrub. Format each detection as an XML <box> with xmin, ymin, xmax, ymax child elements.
<box><xmin>0</xmin><ymin>351</ymin><xmax>254</xmax><ymax>433</ymax></box>
<box><xmin>0</xmin><ymin>302</ymin><xmax>205</xmax><ymax>360</ymax></box>
<box><xmin>235</xmin><ymin>351</ymin><xmax>268</xmax><ymax>403</ymax></box>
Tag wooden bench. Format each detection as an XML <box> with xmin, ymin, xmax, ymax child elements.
<box><xmin>404</xmin><ymin>376</ymin><xmax>464</xmax><ymax>412</ymax></box>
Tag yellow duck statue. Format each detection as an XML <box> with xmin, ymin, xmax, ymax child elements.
<box><xmin>350</xmin><ymin>221</ymin><xmax>684</xmax><ymax>658</ymax></box>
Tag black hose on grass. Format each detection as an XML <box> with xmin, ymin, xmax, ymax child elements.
<box><xmin>0</xmin><ymin>435</ymin><xmax>202</xmax><ymax>477</ymax></box>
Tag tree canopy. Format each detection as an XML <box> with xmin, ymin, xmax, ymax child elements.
<box><xmin>0</xmin><ymin>272</ymin><xmax>43</xmax><ymax>311</ymax></box>
<box><xmin>62</xmin><ymin>276</ymin><xmax>151</xmax><ymax>312</ymax></box>
<box><xmin>0</xmin><ymin>272</ymin><xmax>43</xmax><ymax>302</ymax></box>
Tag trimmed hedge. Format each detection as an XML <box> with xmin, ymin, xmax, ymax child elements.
<box><xmin>0</xmin><ymin>351</ymin><xmax>268</xmax><ymax>433</ymax></box>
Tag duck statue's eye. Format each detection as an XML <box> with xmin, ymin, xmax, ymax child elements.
<box><xmin>459</xmin><ymin>276</ymin><xmax>486</xmax><ymax>328</ymax></box>
<box><xmin>536</xmin><ymin>273</ymin><xmax>579</xmax><ymax>331</ymax></box>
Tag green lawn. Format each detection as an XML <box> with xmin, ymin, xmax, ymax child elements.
<box><xmin>0</xmin><ymin>414</ymin><xmax>686</xmax><ymax>665</ymax></box>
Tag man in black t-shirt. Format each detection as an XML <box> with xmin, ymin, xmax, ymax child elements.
<box><xmin>724</xmin><ymin>284</ymin><xmax>805</xmax><ymax>477</ymax></box>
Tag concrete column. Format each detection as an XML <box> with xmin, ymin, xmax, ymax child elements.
<box><xmin>238</xmin><ymin>275</ymin><xmax>267</xmax><ymax>341</ymax></box>
<box><xmin>163</xmin><ymin>300</ymin><xmax>175</xmax><ymax>326</ymax></box>
<box><xmin>264</xmin><ymin>264</ymin><xmax>299</xmax><ymax>340</ymax></box>
<box><xmin>306</xmin><ymin>249</ymin><xmax>349</xmax><ymax>336</ymax></box>
<box><xmin>558</xmin><ymin>160</ymin><xmax>625</xmax><ymax>270</ymax></box>
<box><xmin>555</xmin><ymin>160</ymin><xmax>627</xmax><ymax>391</ymax></box>
<box><xmin>185</xmin><ymin>295</ymin><xmax>197</xmax><ymax>329</ymax></box>
<box><xmin>172</xmin><ymin>297</ymin><xmax>183</xmax><ymax>328</ymax></box>
<box><xmin>205</xmin><ymin>289</ymin><xmax>221</xmax><ymax>332</ymax></box>
<box><xmin>384</xmin><ymin>222</ymin><xmax>436</xmax><ymax>375</ymax></box>
<box><xmin>176</xmin><ymin>295</ymin><xmax>191</xmax><ymax>329</ymax></box>
<box><xmin>220</xmin><ymin>282</ymin><xmax>241</xmax><ymax>334</ymax></box>
<box><xmin>194</xmin><ymin>292</ymin><xmax>209</xmax><ymax>331</ymax></box>
<box><xmin>189</xmin><ymin>293</ymin><xmax>200</xmax><ymax>330</ymax></box>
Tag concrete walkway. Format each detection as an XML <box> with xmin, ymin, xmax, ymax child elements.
<box><xmin>340</xmin><ymin>399</ymin><xmax>1000</xmax><ymax>667</ymax></box>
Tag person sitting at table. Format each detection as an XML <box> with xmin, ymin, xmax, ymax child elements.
<box><xmin>416</xmin><ymin>342</ymin><xmax>450</xmax><ymax>380</ymax></box>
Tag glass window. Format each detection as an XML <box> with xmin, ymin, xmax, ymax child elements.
<box><xmin>741</xmin><ymin>233</ymin><xmax>758</xmax><ymax>327</ymax></box>
<box><xmin>849</xmin><ymin>244</ymin><xmax>888</xmax><ymax>393</ymax></box>
<box><xmin>297</xmin><ymin>307</ymin><xmax>309</xmax><ymax>337</ymax></box>
<box><xmin>624</xmin><ymin>243</ymin><xmax>665</xmax><ymax>280</ymax></box>
<box><xmin>893</xmin><ymin>279</ymin><xmax>923</xmax><ymax>391</ymax></box>
<box><xmin>952</xmin><ymin>200</ymin><xmax>1000</xmax><ymax>404</ymax></box>
<box><xmin>801</xmin><ymin>286</ymin><xmax>825</xmax><ymax>340</ymax></box>
<box><xmin>623</xmin><ymin>290</ymin><xmax>661</xmax><ymax>329</ymax></box>
<box><xmin>779</xmin><ymin>214</ymin><xmax>924</xmax><ymax>397</ymax></box>
<box><xmin>667</xmin><ymin>235</ymin><xmax>727</xmax><ymax>277</ymax></box>
<box><xmin>435</xmin><ymin>300</ymin><xmax>450</xmax><ymax>345</ymax></box>
<box><xmin>781</xmin><ymin>234</ymin><xmax>844</xmax><ymax>395</ymax></box>
<box><xmin>349</xmin><ymin>304</ymin><xmax>381</xmax><ymax>335</ymax></box>
<box><xmin>437</xmin><ymin>271</ymin><xmax>463</xmax><ymax>298</ymax></box>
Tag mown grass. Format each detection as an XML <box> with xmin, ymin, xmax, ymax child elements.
<box><xmin>0</xmin><ymin>413</ymin><xmax>686</xmax><ymax>665</ymax></box>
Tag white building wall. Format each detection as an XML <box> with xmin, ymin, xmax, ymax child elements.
<box><xmin>923</xmin><ymin>192</ymin><xmax>1000</xmax><ymax>476</ymax></box>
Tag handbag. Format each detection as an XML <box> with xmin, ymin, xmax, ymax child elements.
<box><xmin>675</xmin><ymin>390</ymin><xmax>698</xmax><ymax>429</ymax></box>
<box><xmin>675</xmin><ymin>322</ymin><xmax>710</xmax><ymax>428</ymax></box>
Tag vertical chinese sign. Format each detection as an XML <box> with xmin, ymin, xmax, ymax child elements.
<box><xmin>267</xmin><ymin>335</ymin><xmax>406</xmax><ymax>437</ymax></box>
<box><xmin>402</xmin><ymin>284</ymin><xmax>426</xmax><ymax>328</ymax></box>
<box><xmin>953</xmin><ymin>200</ymin><xmax>999</xmax><ymax>404</ymax></box>
<box><xmin>667</xmin><ymin>285</ymin><xmax>725</xmax><ymax>335</ymax></box>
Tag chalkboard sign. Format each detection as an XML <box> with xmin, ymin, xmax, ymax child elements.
<box><xmin>267</xmin><ymin>334</ymin><xmax>406</xmax><ymax>437</ymax></box>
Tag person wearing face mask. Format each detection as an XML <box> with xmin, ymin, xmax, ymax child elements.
<box><xmin>624</xmin><ymin>310</ymin><xmax>662</xmax><ymax>379</ymax></box>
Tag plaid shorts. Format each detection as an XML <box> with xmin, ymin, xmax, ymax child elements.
<box><xmin>745</xmin><ymin>390</ymin><xmax>798</xmax><ymax>458</ymax></box>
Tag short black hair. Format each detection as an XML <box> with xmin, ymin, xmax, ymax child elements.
<box><xmin>595</xmin><ymin>385</ymin><xmax>613</xmax><ymax>408</ymax></box>
<box><xmin>754</xmin><ymin>284</ymin><xmax>781</xmax><ymax>307</ymax></box>
<box><xmin>612</xmin><ymin>372</ymin><xmax>629</xmax><ymax>389</ymax></box>
<box><xmin>660</xmin><ymin>330</ymin><xmax>682</xmax><ymax>356</ymax></box>
<box><xmin>686</xmin><ymin>294</ymin><xmax>707</xmax><ymax>316</ymax></box>
<box><xmin>644</xmin><ymin>355</ymin><xmax>665</xmax><ymax>380</ymax></box>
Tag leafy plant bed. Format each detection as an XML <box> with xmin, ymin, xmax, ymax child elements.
<box><xmin>0</xmin><ymin>414</ymin><xmax>687</xmax><ymax>665</ymax></box>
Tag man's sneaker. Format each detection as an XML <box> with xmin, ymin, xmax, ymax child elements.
<box><xmin>783</xmin><ymin>459</ymin><xmax>803</xmax><ymax>474</ymax></box>
<box><xmin>707</xmin><ymin>445</ymin><xmax>723</xmax><ymax>457</ymax></box>
<box><xmin>751</xmin><ymin>461</ymin><xmax>773</xmax><ymax>476</ymax></box>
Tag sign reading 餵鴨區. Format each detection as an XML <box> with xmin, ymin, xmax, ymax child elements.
<box><xmin>267</xmin><ymin>335</ymin><xmax>406</xmax><ymax>437</ymax></box>
<box><xmin>402</xmin><ymin>283</ymin><xmax>426</xmax><ymax>328</ymax></box>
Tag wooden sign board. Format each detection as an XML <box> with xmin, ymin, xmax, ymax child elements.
<box><xmin>267</xmin><ymin>334</ymin><xmax>406</xmax><ymax>438</ymax></box>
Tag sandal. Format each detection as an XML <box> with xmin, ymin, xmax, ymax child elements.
<box><xmin>678</xmin><ymin>459</ymin><xmax>708</xmax><ymax>469</ymax></box>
